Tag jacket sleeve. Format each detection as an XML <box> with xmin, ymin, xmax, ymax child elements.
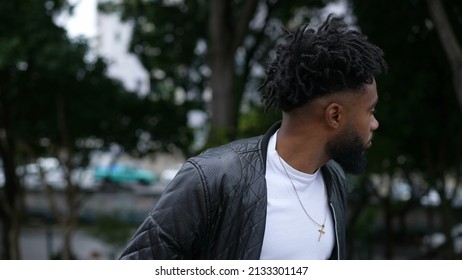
<box><xmin>119</xmin><ymin>160</ymin><xmax>208</xmax><ymax>259</ymax></box>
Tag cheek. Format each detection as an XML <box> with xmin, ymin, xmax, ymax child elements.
<box><xmin>355</xmin><ymin>116</ymin><xmax>370</xmax><ymax>131</ymax></box>
<box><xmin>357</xmin><ymin>117</ymin><xmax>373</xmax><ymax>139</ymax></box>
<box><xmin>347</xmin><ymin>114</ymin><xmax>371</xmax><ymax>140</ymax></box>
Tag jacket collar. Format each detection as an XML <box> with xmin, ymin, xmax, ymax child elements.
<box><xmin>260</xmin><ymin>121</ymin><xmax>282</xmax><ymax>167</ymax></box>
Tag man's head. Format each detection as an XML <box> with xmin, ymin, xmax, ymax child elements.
<box><xmin>261</xmin><ymin>14</ymin><xmax>387</xmax><ymax>174</ymax></box>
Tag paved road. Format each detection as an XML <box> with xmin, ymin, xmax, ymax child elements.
<box><xmin>20</xmin><ymin>226</ymin><xmax>116</xmax><ymax>260</ymax></box>
<box><xmin>20</xmin><ymin>184</ymin><xmax>165</xmax><ymax>260</ymax></box>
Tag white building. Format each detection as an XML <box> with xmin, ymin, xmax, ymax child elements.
<box><xmin>60</xmin><ymin>0</ymin><xmax>150</xmax><ymax>96</ymax></box>
<box><xmin>95</xmin><ymin>0</ymin><xmax>150</xmax><ymax>95</ymax></box>
<box><xmin>60</xmin><ymin>0</ymin><xmax>208</xmax><ymax>152</ymax></box>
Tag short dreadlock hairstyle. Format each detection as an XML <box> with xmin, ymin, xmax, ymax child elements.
<box><xmin>260</xmin><ymin>14</ymin><xmax>387</xmax><ymax>112</ymax></box>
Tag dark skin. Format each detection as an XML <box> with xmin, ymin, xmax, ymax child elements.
<box><xmin>276</xmin><ymin>79</ymin><xmax>379</xmax><ymax>174</ymax></box>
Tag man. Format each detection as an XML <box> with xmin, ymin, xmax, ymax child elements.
<box><xmin>119</xmin><ymin>14</ymin><xmax>387</xmax><ymax>260</ymax></box>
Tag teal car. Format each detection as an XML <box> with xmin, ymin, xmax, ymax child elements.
<box><xmin>93</xmin><ymin>163</ymin><xmax>157</xmax><ymax>186</ymax></box>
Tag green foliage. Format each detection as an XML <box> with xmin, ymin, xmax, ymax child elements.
<box><xmin>0</xmin><ymin>0</ymin><xmax>193</xmax><ymax>163</ymax></box>
<box><xmin>352</xmin><ymin>0</ymin><xmax>462</xmax><ymax>180</ymax></box>
<box><xmin>238</xmin><ymin>108</ymin><xmax>281</xmax><ymax>138</ymax></box>
<box><xmin>100</xmin><ymin>0</ymin><xmax>209</xmax><ymax>102</ymax></box>
<box><xmin>100</xmin><ymin>0</ymin><xmax>332</xmax><ymax>145</ymax></box>
<box><xmin>0</xmin><ymin>0</ymin><xmax>194</xmax><ymax>259</ymax></box>
<box><xmin>348</xmin><ymin>0</ymin><xmax>462</xmax><ymax>259</ymax></box>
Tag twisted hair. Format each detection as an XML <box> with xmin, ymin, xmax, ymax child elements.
<box><xmin>261</xmin><ymin>14</ymin><xmax>387</xmax><ymax>112</ymax></box>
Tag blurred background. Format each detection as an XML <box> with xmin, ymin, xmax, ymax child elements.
<box><xmin>0</xmin><ymin>0</ymin><xmax>461</xmax><ymax>260</ymax></box>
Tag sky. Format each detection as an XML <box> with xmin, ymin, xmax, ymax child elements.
<box><xmin>58</xmin><ymin>0</ymin><xmax>97</xmax><ymax>39</ymax></box>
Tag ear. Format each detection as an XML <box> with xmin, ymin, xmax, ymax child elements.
<box><xmin>324</xmin><ymin>102</ymin><xmax>343</xmax><ymax>129</ymax></box>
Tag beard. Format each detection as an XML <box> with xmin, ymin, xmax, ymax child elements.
<box><xmin>326</xmin><ymin>127</ymin><xmax>369</xmax><ymax>175</ymax></box>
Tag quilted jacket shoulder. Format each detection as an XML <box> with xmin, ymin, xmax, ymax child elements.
<box><xmin>119</xmin><ymin>134</ymin><xmax>269</xmax><ymax>259</ymax></box>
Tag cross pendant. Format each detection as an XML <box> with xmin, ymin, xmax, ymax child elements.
<box><xmin>318</xmin><ymin>225</ymin><xmax>325</xmax><ymax>241</ymax></box>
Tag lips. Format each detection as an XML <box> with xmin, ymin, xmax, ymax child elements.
<box><xmin>366</xmin><ymin>135</ymin><xmax>374</xmax><ymax>149</ymax></box>
<box><xmin>365</xmin><ymin>140</ymin><xmax>372</xmax><ymax>149</ymax></box>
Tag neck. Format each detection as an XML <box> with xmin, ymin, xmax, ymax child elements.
<box><xmin>276</xmin><ymin>118</ymin><xmax>329</xmax><ymax>174</ymax></box>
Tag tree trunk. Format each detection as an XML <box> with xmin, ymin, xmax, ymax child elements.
<box><xmin>61</xmin><ymin>180</ymin><xmax>80</xmax><ymax>259</ymax></box>
<box><xmin>435</xmin><ymin>177</ymin><xmax>456</xmax><ymax>259</ymax></box>
<box><xmin>208</xmin><ymin>0</ymin><xmax>259</xmax><ymax>145</ymax></box>
<box><xmin>0</xmin><ymin>76</ymin><xmax>22</xmax><ymax>260</ymax></box>
<box><xmin>426</xmin><ymin>0</ymin><xmax>462</xmax><ymax>112</ymax></box>
<box><xmin>0</xmin><ymin>147</ymin><xmax>22</xmax><ymax>260</ymax></box>
<box><xmin>61</xmin><ymin>215</ymin><xmax>76</xmax><ymax>259</ymax></box>
<box><xmin>54</xmin><ymin>91</ymin><xmax>79</xmax><ymax>259</ymax></box>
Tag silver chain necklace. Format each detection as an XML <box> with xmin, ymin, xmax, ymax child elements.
<box><xmin>276</xmin><ymin>149</ymin><xmax>327</xmax><ymax>241</ymax></box>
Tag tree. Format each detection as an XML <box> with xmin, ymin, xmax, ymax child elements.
<box><xmin>0</xmin><ymin>0</ymin><xmax>73</xmax><ymax>260</ymax></box>
<box><xmin>351</xmin><ymin>0</ymin><xmax>462</xmax><ymax>259</ymax></box>
<box><xmin>101</xmin><ymin>0</ymin><xmax>337</xmax><ymax>147</ymax></box>
<box><xmin>0</xmin><ymin>0</ymin><xmax>193</xmax><ymax>259</ymax></box>
<box><xmin>426</xmin><ymin>0</ymin><xmax>462</xmax><ymax>113</ymax></box>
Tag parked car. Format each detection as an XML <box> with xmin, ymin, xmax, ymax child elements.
<box><xmin>16</xmin><ymin>157</ymin><xmax>67</xmax><ymax>191</ymax></box>
<box><xmin>14</xmin><ymin>157</ymin><xmax>101</xmax><ymax>191</ymax></box>
<box><xmin>93</xmin><ymin>163</ymin><xmax>157</xmax><ymax>186</ymax></box>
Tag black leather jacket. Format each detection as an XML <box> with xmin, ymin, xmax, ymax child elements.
<box><xmin>119</xmin><ymin>123</ymin><xmax>348</xmax><ymax>260</ymax></box>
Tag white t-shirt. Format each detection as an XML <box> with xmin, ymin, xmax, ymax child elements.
<box><xmin>260</xmin><ymin>131</ymin><xmax>335</xmax><ymax>260</ymax></box>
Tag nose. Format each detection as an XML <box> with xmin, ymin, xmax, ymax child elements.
<box><xmin>371</xmin><ymin>115</ymin><xmax>379</xmax><ymax>131</ymax></box>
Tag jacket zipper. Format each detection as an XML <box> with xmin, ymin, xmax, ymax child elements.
<box><xmin>330</xmin><ymin>202</ymin><xmax>340</xmax><ymax>260</ymax></box>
